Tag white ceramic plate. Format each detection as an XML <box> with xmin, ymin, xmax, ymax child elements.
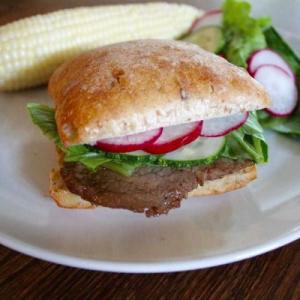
<box><xmin>1</xmin><ymin>0</ymin><xmax>300</xmax><ymax>273</ymax></box>
<box><xmin>0</xmin><ymin>88</ymin><xmax>300</xmax><ymax>273</ymax></box>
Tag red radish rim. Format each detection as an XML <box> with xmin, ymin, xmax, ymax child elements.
<box><xmin>247</xmin><ymin>48</ymin><xmax>296</xmax><ymax>82</ymax></box>
<box><xmin>253</xmin><ymin>63</ymin><xmax>292</xmax><ymax>76</ymax></box>
<box><xmin>200</xmin><ymin>112</ymin><xmax>249</xmax><ymax>137</ymax></box>
<box><xmin>265</xmin><ymin>102</ymin><xmax>299</xmax><ymax>118</ymax></box>
<box><xmin>247</xmin><ymin>48</ymin><xmax>285</xmax><ymax>74</ymax></box>
<box><xmin>188</xmin><ymin>9</ymin><xmax>222</xmax><ymax>34</ymax></box>
<box><xmin>253</xmin><ymin>64</ymin><xmax>299</xmax><ymax>117</ymax></box>
<box><xmin>265</xmin><ymin>101</ymin><xmax>299</xmax><ymax>118</ymax></box>
<box><xmin>96</xmin><ymin>128</ymin><xmax>163</xmax><ymax>153</ymax></box>
<box><xmin>145</xmin><ymin>122</ymin><xmax>203</xmax><ymax>154</ymax></box>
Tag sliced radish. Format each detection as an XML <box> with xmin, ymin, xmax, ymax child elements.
<box><xmin>96</xmin><ymin>128</ymin><xmax>162</xmax><ymax>153</ymax></box>
<box><xmin>145</xmin><ymin>121</ymin><xmax>202</xmax><ymax>154</ymax></box>
<box><xmin>189</xmin><ymin>9</ymin><xmax>222</xmax><ymax>33</ymax></box>
<box><xmin>253</xmin><ymin>65</ymin><xmax>298</xmax><ymax>117</ymax></box>
<box><xmin>247</xmin><ymin>49</ymin><xmax>295</xmax><ymax>80</ymax></box>
<box><xmin>201</xmin><ymin>112</ymin><xmax>249</xmax><ymax>137</ymax></box>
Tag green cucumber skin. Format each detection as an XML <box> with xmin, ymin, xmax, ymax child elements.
<box><xmin>106</xmin><ymin>151</ymin><xmax>221</xmax><ymax>168</ymax></box>
<box><xmin>182</xmin><ymin>25</ymin><xmax>225</xmax><ymax>53</ymax></box>
<box><xmin>104</xmin><ymin>137</ymin><xmax>226</xmax><ymax>168</ymax></box>
<box><xmin>158</xmin><ymin>140</ymin><xmax>226</xmax><ymax>168</ymax></box>
<box><xmin>104</xmin><ymin>151</ymin><xmax>159</xmax><ymax>163</ymax></box>
<box><xmin>157</xmin><ymin>152</ymin><xmax>221</xmax><ymax>168</ymax></box>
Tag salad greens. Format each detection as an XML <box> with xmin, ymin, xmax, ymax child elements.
<box><xmin>222</xmin><ymin>0</ymin><xmax>300</xmax><ymax>137</ymax></box>
<box><xmin>223</xmin><ymin>112</ymin><xmax>267</xmax><ymax>163</ymax></box>
<box><xmin>222</xmin><ymin>0</ymin><xmax>271</xmax><ymax>67</ymax></box>
<box><xmin>27</xmin><ymin>103</ymin><xmax>268</xmax><ymax>174</ymax></box>
<box><xmin>264</xmin><ymin>27</ymin><xmax>300</xmax><ymax>73</ymax></box>
<box><xmin>257</xmin><ymin>109</ymin><xmax>300</xmax><ymax>137</ymax></box>
<box><xmin>27</xmin><ymin>103</ymin><xmax>60</xmax><ymax>143</ymax></box>
<box><xmin>27</xmin><ymin>103</ymin><xmax>140</xmax><ymax>176</ymax></box>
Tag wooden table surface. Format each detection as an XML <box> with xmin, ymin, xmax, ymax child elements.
<box><xmin>0</xmin><ymin>1</ymin><xmax>299</xmax><ymax>299</ymax></box>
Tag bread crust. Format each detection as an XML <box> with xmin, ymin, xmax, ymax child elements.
<box><xmin>49</xmin><ymin>39</ymin><xmax>270</xmax><ymax>146</ymax></box>
<box><xmin>49</xmin><ymin>164</ymin><xmax>256</xmax><ymax>210</ymax></box>
<box><xmin>49</xmin><ymin>168</ymin><xmax>95</xmax><ymax>209</ymax></box>
<box><xmin>188</xmin><ymin>164</ymin><xmax>256</xmax><ymax>196</ymax></box>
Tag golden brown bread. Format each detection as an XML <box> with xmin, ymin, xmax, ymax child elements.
<box><xmin>49</xmin><ymin>168</ymin><xmax>95</xmax><ymax>209</ymax></box>
<box><xmin>49</xmin><ymin>164</ymin><xmax>256</xmax><ymax>210</ymax></box>
<box><xmin>49</xmin><ymin>39</ymin><xmax>271</xmax><ymax>146</ymax></box>
<box><xmin>188</xmin><ymin>164</ymin><xmax>256</xmax><ymax>196</ymax></box>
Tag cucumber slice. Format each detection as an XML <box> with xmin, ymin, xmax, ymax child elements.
<box><xmin>158</xmin><ymin>137</ymin><xmax>225</xmax><ymax>168</ymax></box>
<box><xmin>183</xmin><ymin>26</ymin><xmax>225</xmax><ymax>53</ymax></box>
<box><xmin>105</xmin><ymin>150</ymin><xmax>159</xmax><ymax>163</ymax></box>
<box><xmin>104</xmin><ymin>137</ymin><xmax>226</xmax><ymax>168</ymax></box>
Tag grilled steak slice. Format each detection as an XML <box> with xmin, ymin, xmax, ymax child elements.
<box><xmin>61</xmin><ymin>159</ymin><xmax>253</xmax><ymax>216</ymax></box>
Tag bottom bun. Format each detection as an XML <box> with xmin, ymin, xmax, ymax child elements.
<box><xmin>49</xmin><ymin>164</ymin><xmax>256</xmax><ymax>210</ymax></box>
<box><xmin>188</xmin><ymin>164</ymin><xmax>256</xmax><ymax>197</ymax></box>
<box><xmin>49</xmin><ymin>168</ymin><xmax>95</xmax><ymax>209</ymax></box>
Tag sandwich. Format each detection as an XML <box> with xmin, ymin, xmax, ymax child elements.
<box><xmin>27</xmin><ymin>39</ymin><xmax>270</xmax><ymax>217</ymax></box>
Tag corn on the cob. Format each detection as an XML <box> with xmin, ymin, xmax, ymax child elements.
<box><xmin>0</xmin><ymin>3</ymin><xmax>201</xmax><ymax>91</ymax></box>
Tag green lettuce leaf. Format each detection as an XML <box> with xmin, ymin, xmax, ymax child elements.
<box><xmin>222</xmin><ymin>112</ymin><xmax>268</xmax><ymax>163</ymax></box>
<box><xmin>103</xmin><ymin>161</ymin><xmax>141</xmax><ymax>177</ymax></box>
<box><xmin>222</xmin><ymin>0</ymin><xmax>271</xmax><ymax>67</ymax></box>
<box><xmin>27</xmin><ymin>103</ymin><xmax>60</xmax><ymax>143</ymax></box>
<box><xmin>257</xmin><ymin>109</ymin><xmax>300</xmax><ymax>137</ymax></box>
<box><xmin>27</xmin><ymin>103</ymin><xmax>139</xmax><ymax>176</ymax></box>
<box><xmin>63</xmin><ymin>145</ymin><xmax>139</xmax><ymax>176</ymax></box>
<box><xmin>63</xmin><ymin>145</ymin><xmax>110</xmax><ymax>170</ymax></box>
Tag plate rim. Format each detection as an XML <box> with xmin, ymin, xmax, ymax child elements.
<box><xmin>1</xmin><ymin>229</ymin><xmax>299</xmax><ymax>273</ymax></box>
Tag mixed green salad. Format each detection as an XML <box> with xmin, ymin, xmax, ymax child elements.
<box><xmin>184</xmin><ymin>0</ymin><xmax>300</xmax><ymax>137</ymax></box>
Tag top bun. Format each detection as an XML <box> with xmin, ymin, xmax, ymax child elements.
<box><xmin>49</xmin><ymin>39</ymin><xmax>270</xmax><ymax>146</ymax></box>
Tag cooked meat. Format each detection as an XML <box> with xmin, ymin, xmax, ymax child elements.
<box><xmin>61</xmin><ymin>159</ymin><xmax>253</xmax><ymax>217</ymax></box>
